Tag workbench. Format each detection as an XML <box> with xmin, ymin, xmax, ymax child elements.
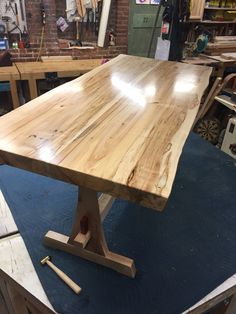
<box><xmin>15</xmin><ymin>59</ymin><xmax>102</xmax><ymax>100</ymax></box>
<box><xmin>0</xmin><ymin>59</ymin><xmax>101</xmax><ymax>112</ymax></box>
<box><xmin>206</xmin><ymin>54</ymin><xmax>236</xmax><ymax>77</ymax></box>
<box><xmin>0</xmin><ymin>65</ymin><xmax>20</xmax><ymax>109</ymax></box>
<box><xmin>182</xmin><ymin>54</ymin><xmax>236</xmax><ymax>78</ymax></box>
<box><xmin>182</xmin><ymin>55</ymin><xmax>220</xmax><ymax>67</ymax></box>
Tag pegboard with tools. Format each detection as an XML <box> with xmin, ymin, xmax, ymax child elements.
<box><xmin>0</xmin><ymin>0</ymin><xmax>27</xmax><ymax>35</ymax></box>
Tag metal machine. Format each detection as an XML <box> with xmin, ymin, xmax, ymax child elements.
<box><xmin>221</xmin><ymin>115</ymin><xmax>236</xmax><ymax>160</ymax></box>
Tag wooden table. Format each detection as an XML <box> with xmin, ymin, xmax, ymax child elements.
<box><xmin>16</xmin><ymin>59</ymin><xmax>102</xmax><ymax>101</ymax></box>
<box><xmin>0</xmin><ymin>54</ymin><xmax>212</xmax><ymax>278</ymax></box>
<box><xmin>0</xmin><ymin>65</ymin><xmax>20</xmax><ymax>109</ymax></box>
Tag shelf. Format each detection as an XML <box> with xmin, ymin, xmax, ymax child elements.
<box><xmin>201</xmin><ymin>20</ymin><xmax>236</xmax><ymax>24</ymax></box>
<box><xmin>215</xmin><ymin>95</ymin><xmax>236</xmax><ymax>112</ymax></box>
<box><xmin>205</xmin><ymin>7</ymin><xmax>236</xmax><ymax>11</ymax></box>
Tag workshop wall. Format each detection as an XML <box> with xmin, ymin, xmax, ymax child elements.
<box><xmin>55</xmin><ymin>0</ymin><xmax>117</xmax><ymax>43</ymax></box>
<box><xmin>25</xmin><ymin>0</ymin><xmax>57</xmax><ymax>48</ymax></box>
<box><xmin>10</xmin><ymin>0</ymin><xmax>129</xmax><ymax>62</ymax></box>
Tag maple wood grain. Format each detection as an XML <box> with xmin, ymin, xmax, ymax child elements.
<box><xmin>0</xmin><ymin>55</ymin><xmax>212</xmax><ymax>210</ymax></box>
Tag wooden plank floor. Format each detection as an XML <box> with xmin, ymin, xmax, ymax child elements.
<box><xmin>0</xmin><ymin>190</ymin><xmax>18</xmax><ymax>238</ymax></box>
<box><xmin>0</xmin><ymin>189</ymin><xmax>55</xmax><ymax>312</ymax></box>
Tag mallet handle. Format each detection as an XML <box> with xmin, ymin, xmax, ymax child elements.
<box><xmin>46</xmin><ymin>260</ymin><xmax>81</xmax><ymax>294</ymax></box>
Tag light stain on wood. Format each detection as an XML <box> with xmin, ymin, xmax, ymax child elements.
<box><xmin>0</xmin><ymin>55</ymin><xmax>212</xmax><ymax>210</ymax></box>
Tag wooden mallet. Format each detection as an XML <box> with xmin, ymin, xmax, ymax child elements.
<box><xmin>40</xmin><ymin>256</ymin><xmax>81</xmax><ymax>294</ymax></box>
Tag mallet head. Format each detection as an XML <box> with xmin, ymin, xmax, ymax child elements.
<box><xmin>41</xmin><ymin>256</ymin><xmax>51</xmax><ymax>265</ymax></box>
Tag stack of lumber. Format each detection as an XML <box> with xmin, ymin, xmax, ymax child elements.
<box><xmin>214</xmin><ymin>36</ymin><xmax>236</xmax><ymax>43</ymax></box>
<box><xmin>221</xmin><ymin>52</ymin><xmax>236</xmax><ymax>60</ymax></box>
<box><xmin>205</xmin><ymin>36</ymin><xmax>236</xmax><ymax>55</ymax></box>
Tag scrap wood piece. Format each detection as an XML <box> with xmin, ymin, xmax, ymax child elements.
<box><xmin>183</xmin><ymin>274</ymin><xmax>236</xmax><ymax>314</ymax></box>
<box><xmin>0</xmin><ymin>190</ymin><xmax>18</xmax><ymax>238</ymax></box>
<box><xmin>98</xmin><ymin>0</ymin><xmax>112</xmax><ymax>47</ymax></box>
<box><xmin>207</xmin><ymin>43</ymin><xmax>236</xmax><ymax>49</ymax></box>
<box><xmin>214</xmin><ymin>36</ymin><xmax>236</xmax><ymax>43</ymax></box>
<box><xmin>0</xmin><ymin>268</ymin><xmax>55</xmax><ymax>314</ymax></box>
<box><xmin>221</xmin><ymin>52</ymin><xmax>236</xmax><ymax>60</ymax></box>
<box><xmin>0</xmin><ymin>234</ymin><xmax>54</xmax><ymax>311</ymax></box>
<box><xmin>205</xmin><ymin>42</ymin><xmax>236</xmax><ymax>56</ymax></box>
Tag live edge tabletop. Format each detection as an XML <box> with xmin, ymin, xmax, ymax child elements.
<box><xmin>0</xmin><ymin>54</ymin><xmax>211</xmax><ymax>277</ymax></box>
<box><xmin>0</xmin><ymin>54</ymin><xmax>211</xmax><ymax>211</ymax></box>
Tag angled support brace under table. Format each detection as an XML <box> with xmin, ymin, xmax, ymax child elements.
<box><xmin>44</xmin><ymin>187</ymin><xmax>136</xmax><ymax>278</ymax></box>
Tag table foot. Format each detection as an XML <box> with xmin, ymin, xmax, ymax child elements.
<box><xmin>44</xmin><ymin>187</ymin><xmax>136</xmax><ymax>278</ymax></box>
<box><xmin>44</xmin><ymin>231</ymin><xmax>136</xmax><ymax>278</ymax></box>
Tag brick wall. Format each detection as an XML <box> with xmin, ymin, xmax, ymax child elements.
<box><xmin>11</xmin><ymin>0</ymin><xmax>129</xmax><ymax>62</ymax></box>
<box><xmin>25</xmin><ymin>0</ymin><xmax>58</xmax><ymax>48</ymax></box>
<box><xmin>116</xmin><ymin>0</ymin><xmax>129</xmax><ymax>46</ymax></box>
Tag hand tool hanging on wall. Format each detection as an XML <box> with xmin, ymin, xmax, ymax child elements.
<box><xmin>90</xmin><ymin>9</ymin><xmax>95</xmax><ymax>33</ymax></box>
<box><xmin>19</xmin><ymin>0</ymin><xmax>25</xmax><ymax>21</ymax></box>
<box><xmin>95</xmin><ymin>0</ymin><xmax>102</xmax><ymax>36</ymax></box>
<box><xmin>4</xmin><ymin>1</ymin><xmax>20</xmax><ymax>28</ymax></box>
<box><xmin>10</xmin><ymin>21</ymin><xmax>22</xmax><ymax>33</ymax></box>
<box><xmin>86</xmin><ymin>8</ymin><xmax>93</xmax><ymax>32</ymax></box>
<box><xmin>0</xmin><ymin>24</ymin><xmax>6</xmax><ymax>34</ymax></box>
<box><xmin>5</xmin><ymin>1</ymin><xmax>14</xmax><ymax>14</ymax></box>
<box><xmin>73</xmin><ymin>16</ymin><xmax>82</xmax><ymax>46</ymax></box>
<box><xmin>41</xmin><ymin>256</ymin><xmax>82</xmax><ymax>295</ymax></box>
<box><xmin>5</xmin><ymin>1</ymin><xmax>16</xmax><ymax>16</ymax></box>
<box><xmin>2</xmin><ymin>16</ymin><xmax>11</xmax><ymax>33</ymax></box>
<box><xmin>14</xmin><ymin>3</ymin><xmax>19</xmax><ymax>26</ymax></box>
<box><xmin>41</xmin><ymin>2</ymin><xmax>46</xmax><ymax>25</ymax></box>
<box><xmin>74</xmin><ymin>0</ymin><xmax>87</xmax><ymax>46</ymax></box>
<box><xmin>91</xmin><ymin>0</ymin><xmax>98</xmax><ymax>34</ymax></box>
<box><xmin>37</xmin><ymin>2</ymin><xmax>46</xmax><ymax>61</ymax></box>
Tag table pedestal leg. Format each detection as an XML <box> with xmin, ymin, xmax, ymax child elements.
<box><xmin>44</xmin><ymin>187</ymin><xmax>136</xmax><ymax>278</ymax></box>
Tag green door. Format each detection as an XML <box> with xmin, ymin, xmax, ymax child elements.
<box><xmin>128</xmin><ymin>1</ymin><xmax>163</xmax><ymax>58</ymax></box>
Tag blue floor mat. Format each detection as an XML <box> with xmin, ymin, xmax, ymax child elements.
<box><xmin>0</xmin><ymin>132</ymin><xmax>236</xmax><ymax>314</ymax></box>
